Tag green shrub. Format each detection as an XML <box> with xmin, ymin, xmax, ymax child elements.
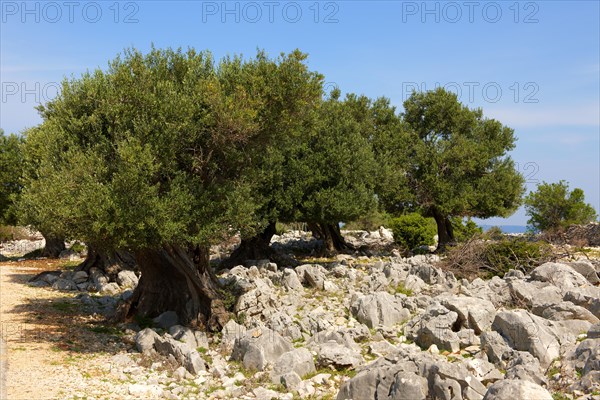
<box><xmin>69</xmin><ymin>241</ymin><xmax>86</xmax><ymax>254</ymax></box>
<box><xmin>484</xmin><ymin>226</ymin><xmax>504</xmax><ymax>240</ymax></box>
<box><xmin>450</xmin><ymin>217</ymin><xmax>483</xmax><ymax>242</ymax></box>
<box><xmin>442</xmin><ymin>236</ymin><xmax>554</xmax><ymax>279</ymax></box>
<box><xmin>390</xmin><ymin>213</ymin><xmax>437</xmax><ymax>250</ymax></box>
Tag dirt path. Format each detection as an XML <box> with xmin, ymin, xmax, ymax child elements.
<box><xmin>0</xmin><ymin>261</ymin><xmax>129</xmax><ymax>399</ymax></box>
<box><xmin>1</xmin><ymin>262</ymin><xmax>67</xmax><ymax>399</ymax></box>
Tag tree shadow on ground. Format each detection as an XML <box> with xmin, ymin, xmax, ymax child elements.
<box><xmin>3</xmin><ymin>270</ymin><xmax>130</xmax><ymax>357</ymax></box>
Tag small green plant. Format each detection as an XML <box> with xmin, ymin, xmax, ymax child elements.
<box><xmin>393</xmin><ymin>283</ymin><xmax>413</xmax><ymax>296</ymax></box>
<box><xmin>389</xmin><ymin>213</ymin><xmax>436</xmax><ymax>250</ymax></box>
<box><xmin>236</xmin><ymin>311</ymin><xmax>247</xmax><ymax>325</ymax></box>
<box><xmin>197</xmin><ymin>346</ymin><xmax>208</xmax><ymax>354</ymax></box>
<box><xmin>70</xmin><ymin>241</ymin><xmax>86</xmax><ymax>253</ymax></box>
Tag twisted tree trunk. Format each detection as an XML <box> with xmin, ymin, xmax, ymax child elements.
<box><xmin>76</xmin><ymin>245</ymin><xmax>137</xmax><ymax>281</ymax></box>
<box><xmin>118</xmin><ymin>244</ymin><xmax>229</xmax><ymax>331</ymax></box>
<box><xmin>40</xmin><ymin>233</ymin><xmax>65</xmax><ymax>258</ymax></box>
<box><xmin>309</xmin><ymin>222</ymin><xmax>355</xmax><ymax>254</ymax></box>
<box><xmin>220</xmin><ymin>221</ymin><xmax>278</xmax><ymax>268</ymax></box>
<box><xmin>432</xmin><ymin>208</ymin><xmax>455</xmax><ymax>252</ymax></box>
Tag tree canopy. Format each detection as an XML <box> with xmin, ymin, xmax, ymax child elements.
<box><xmin>524</xmin><ymin>180</ymin><xmax>597</xmax><ymax>232</ymax></box>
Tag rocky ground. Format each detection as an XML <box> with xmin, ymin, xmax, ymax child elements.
<box><xmin>1</xmin><ymin>230</ymin><xmax>599</xmax><ymax>399</ymax></box>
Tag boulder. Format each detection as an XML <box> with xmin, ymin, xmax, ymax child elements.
<box><xmin>152</xmin><ymin>311</ymin><xmax>179</xmax><ymax>329</ymax></box>
<box><xmin>52</xmin><ymin>278</ymin><xmax>77</xmax><ymax>291</ymax></box>
<box><xmin>504</xmin><ymin>351</ymin><xmax>547</xmax><ymax>386</ymax></box>
<box><xmin>441</xmin><ymin>296</ymin><xmax>496</xmax><ymax>334</ymax></box>
<box><xmin>271</xmin><ymin>348</ymin><xmax>316</xmax><ymax>383</ymax></box>
<box><xmin>336</xmin><ymin>347</ymin><xmax>485</xmax><ymax>400</ymax></box>
<box><xmin>407</xmin><ymin>304</ymin><xmax>461</xmax><ymax>353</ymax></box>
<box><xmin>530</xmin><ymin>262</ymin><xmax>591</xmax><ymax>293</ymax></box>
<box><xmin>588</xmin><ymin>323</ymin><xmax>600</xmax><ymax>339</ymax></box>
<box><xmin>295</xmin><ymin>264</ymin><xmax>327</xmax><ymax>290</ymax></box>
<box><xmin>534</xmin><ymin>301</ymin><xmax>599</xmax><ymax>324</ymax></box>
<box><xmin>281</xmin><ymin>269</ymin><xmax>303</xmax><ymax>291</ymax></box>
<box><xmin>566</xmin><ymin>260</ymin><xmax>600</xmax><ymax>284</ymax></box>
<box><xmin>350</xmin><ymin>292</ymin><xmax>410</xmax><ymax>328</ymax></box>
<box><xmin>135</xmin><ymin>328</ymin><xmax>161</xmax><ymax>353</ymax></box>
<box><xmin>116</xmin><ymin>270</ymin><xmax>138</xmax><ymax>288</ymax></box>
<box><xmin>230</xmin><ymin>327</ymin><xmax>293</xmax><ymax>371</ymax></box>
<box><xmin>482</xmin><ymin>379</ymin><xmax>552</xmax><ymax>400</ymax></box>
<box><xmin>316</xmin><ymin>341</ymin><xmax>363</xmax><ymax>369</ymax></box>
<box><xmin>492</xmin><ymin>310</ymin><xmax>560</xmax><ymax>368</ymax></box>
<box><xmin>168</xmin><ymin>325</ymin><xmax>197</xmax><ymax>351</ymax></box>
<box><xmin>72</xmin><ymin>271</ymin><xmax>88</xmax><ymax>284</ymax></box>
<box><xmin>221</xmin><ymin>320</ymin><xmax>247</xmax><ymax>350</ymax></box>
<box><xmin>480</xmin><ymin>331</ymin><xmax>512</xmax><ymax>366</ymax></box>
<box><xmin>99</xmin><ymin>282</ymin><xmax>120</xmax><ymax>295</ymax></box>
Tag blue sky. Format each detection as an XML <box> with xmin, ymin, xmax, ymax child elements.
<box><xmin>1</xmin><ymin>0</ymin><xmax>599</xmax><ymax>226</ymax></box>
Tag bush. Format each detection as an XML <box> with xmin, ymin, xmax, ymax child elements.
<box><xmin>525</xmin><ymin>181</ymin><xmax>597</xmax><ymax>232</ymax></box>
<box><xmin>441</xmin><ymin>236</ymin><xmax>554</xmax><ymax>279</ymax></box>
<box><xmin>484</xmin><ymin>226</ymin><xmax>504</xmax><ymax>240</ymax></box>
<box><xmin>390</xmin><ymin>213</ymin><xmax>437</xmax><ymax>250</ymax></box>
<box><xmin>451</xmin><ymin>217</ymin><xmax>483</xmax><ymax>242</ymax></box>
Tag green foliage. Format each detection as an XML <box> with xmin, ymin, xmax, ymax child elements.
<box><xmin>524</xmin><ymin>180</ymin><xmax>597</xmax><ymax>232</ymax></box>
<box><xmin>450</xmin><ymin>217</ymin><xmax>483</xmax><ymax>242</ymax></box>
<box><xmin>393</xmin><ymin>283</ymin><xmax>413</xmax><ymax>296</ymax></box>
<box><xmin>18</xmin><ymin>47</ymin><xmax>323</xmax><ymax>251</ymax></box>
<box><xmin>0</xmin><ymin>130</ymin><xmax>24</xmax><ymax>225</ymax></box>
<box><xmin>69</xmin><ymin>241</ymin><xmax>86</xmax><ymax>254</ymax></box>
<box><xmin>390</xmin><ymin>213</ymin><xmax>436</xmax><ymax>250</ymax></box>
<box><xmin>399</xmin><ymin>88</ymin><xmax>525</xmax><ymax>244</ymax></box>
<box><xmin>484</xmin><ymin>226</ymin><xmax>504</xmax><ymax>240</ymax></box>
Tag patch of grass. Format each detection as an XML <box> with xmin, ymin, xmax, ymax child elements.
<box><xmin>236</xmin><ymin>311</ymin><xmax>247</xmax><ymax>325</ymax></box>
<box><xmin>552</xmin><ymin>393</ymin><xmax>571</xmax><ymax>400</ymax></box>
<box><xmin>197</xmin><ymin>346</ymin><xmax>208</xmax><ymax>354</ymax></box>
<box><xmin>393</xmin><ymin>283</ymin><xmax>413</xmax><ymax>296</ymax></box>
<box><xmin>303</xmin><ymin>367</ymin><xmax>357</xmax><ymax>380</ymax></box>
<box><xmin>60</xmin><ymin>260</ymin><xmax>81</xmax><ymax>270</ymax></box>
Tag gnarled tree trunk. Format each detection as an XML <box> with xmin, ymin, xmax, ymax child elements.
<box><xmin>118</xmin><ymin>244</ymin><xmax>229</xmax><ymax>331</ymax></box>
<box><xmin>432</xmin><ymin>208</ymin><xmax>455</xmax><ymax>252</ymax></box>
<box><xmin>309</xmin><ymin>222</ymin><xmax>355</xmax><ymax>254</ymax></box>
<box><xmin>40</xmin><ymin>233</ymin><xmax>65</xmax><ymax>258</ymax></box>
<box><xmin>76</xmin><ymin>245</ymin><xmax>137</xmax><ymax>281</ymax></box>
<box><xmin>221</xmin><ymin>221</ymin><xmax>277</xmax><ymax>268</ymax></box>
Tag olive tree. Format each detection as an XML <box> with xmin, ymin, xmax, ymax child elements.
<box><xmin>401</xmin><ymin>88</ymin><xmax>525</xmax><ymax>249</ymax></box>
<box><xmin>19</xmin><ymin>47</ymin><xmax>323</xmax><ymax>329</ymax></box>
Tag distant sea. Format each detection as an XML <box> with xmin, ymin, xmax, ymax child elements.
<box><xmin>480</xmin><ymin>225</ymin><xmax>528</xmax><ymax>234</ymax></box>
